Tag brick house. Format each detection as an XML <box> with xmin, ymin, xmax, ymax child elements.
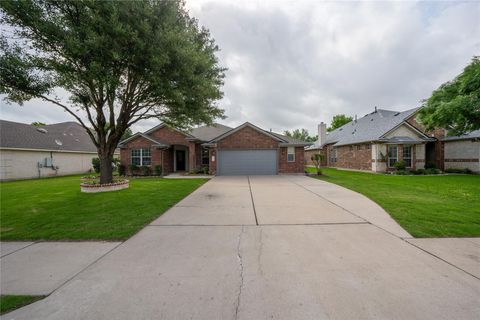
<box><xmin>306</xmin><ymin>107</ymin><xmax>480</xmax><ymax>173</ymax></box>
<box><xmin>119</xmin><ymin>122</ymin><xmax>311</xmax><ymax>175</ymax></box>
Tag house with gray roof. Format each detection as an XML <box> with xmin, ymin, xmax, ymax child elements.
<box><xmin>0</xmin><ymin>120</ymin><xmax>117</xmax><ymax>180</ymax></box>
<box><xmin>119</xmin><ymin>122</ymin><xmax>311</xmax><ymax>176</ymax></box>
<box><xmin>306</xmin><ymin>107</ymin><xmax>480</xmax><ymax>173</ymax></box>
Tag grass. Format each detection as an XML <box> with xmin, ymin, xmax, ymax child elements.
<box><xmin>0</xmin><ymin>295</ymin><xmax>44</xmax><ymax>315</ymax></box>
<box><xmin>0</xmin><ymin>176</ymin><xmax>207</xmax><ymax>241</ymax></box>
<box><xmin>306</xmin><ymin>167</ymin><xmax>480</xmax><ymax>237</ymax></box>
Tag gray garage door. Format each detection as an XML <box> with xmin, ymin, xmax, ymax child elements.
<box><xmin>217</xmin><ymin>150</ymin><xmax>277</xmax><ymax>175</ymax></box>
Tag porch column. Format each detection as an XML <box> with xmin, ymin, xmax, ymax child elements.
<box><xmin>188</xmin><ymin>143</ymin><xmax>196</xmax><ymax>172</ymax></box>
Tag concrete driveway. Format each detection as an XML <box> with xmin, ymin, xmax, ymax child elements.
<box><xmin>4</xmin><ymin>176</ymin><xmax>480</xmax><ymax>319</ymax></box>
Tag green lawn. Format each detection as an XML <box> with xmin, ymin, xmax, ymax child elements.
<box><xmin>0</xmin><ymin>176</ymin><xmax>207</xmax><ymax>241</ymax></box>
<box><xmin>307</xmin><ymin>167</ymin><xmax>480</xmax><ymax>237</ymax></box>
<box><xmin>0</xmin><ymin>295</ymin><xmax>44</xmax><ymax>315</ymax></box>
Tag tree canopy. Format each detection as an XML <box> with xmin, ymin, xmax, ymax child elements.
<box><xmin>419</xmin><ymin>57</ymin><xmax>480</xmax><ymax>136</ymax></box>
<box><xmin>31</xmin><ymin>121</ymin><xmax>46</xmax><ymax>126</ymax></box>
<box><xmin>283</xmin><ymin>128</ymin><xmax>317</xmax><ymax>142</ymax></box>
<box><xmin>0</xmin><ymin>0</ymin><xmax>225</xmax><ymax>183</ymax></box>
<box><xmin>328</xmin><ymin>114</ymin><xmax>352</xmax><ymax>132</ymax></box>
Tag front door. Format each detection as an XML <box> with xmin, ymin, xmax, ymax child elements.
<box><xmin>176</xmin><ymin>150</ymin><xmax>186</xmax><ymax>171</ymax></box>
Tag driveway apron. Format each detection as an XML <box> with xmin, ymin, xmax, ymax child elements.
<box><xmin>4</xmin><ymin>176</ymin><xmax>480</xmax><ymax>320</ymax></box>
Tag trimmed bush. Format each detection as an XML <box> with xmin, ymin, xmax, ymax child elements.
<box><xmin>118</xmin><ymin>164</ymin><xmax>126</xmax><ymax>176</ymax></box>
<box><xmin>92</xmin><ymin>157</ymin><xmax>101</xmax><ymax>173</ymax></box>
<box><xmin>425</xmin><ymin>162</ymin><xmax>437</xmax><ymax>169</ymax></box>
<box><xmin>154</xmin><ymin>165</ymin><xmax>162</xmax><ymax>176</ymax></box>
<box><xmin>425</xmin><ymin>168</ymin><xmax>441</xmax><ymax>175</ymax></box>
<box><xmin>129</xmin><ymin>164</ymin><xmax>138</xmax><ymax>175</ymax></box>
<box><xmin>444</xmin><ymin>168</ymin><xmax>473</xmax><ymax>174</ymax></box>
<box><xmin>141</xmin><ymin>166</ymin><xmax>152</xmax><ymax>176</ymax></box>
<box><xmin>411</xmin><ymin>169</ymin><xmax>426</xmax><ymax>175</ymax></box>
<box><xmin>393</xmin><ymin>160</ymin><xmax>406</xmax><ymax>171</ymax></box>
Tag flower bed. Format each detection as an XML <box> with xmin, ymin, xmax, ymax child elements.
<box><xmin>80</xmin><ymin>179</ymin><xmax>129</xmax><ymax>193</ymax></box>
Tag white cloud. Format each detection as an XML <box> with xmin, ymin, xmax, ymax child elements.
<box><xmin>1</xmin><ymin>0</ymin><xmax>478</xmax><ymax>137</ymax></box>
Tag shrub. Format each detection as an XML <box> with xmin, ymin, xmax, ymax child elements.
<box><xmin>393</xmin><ymin>160</ymin><xmax>406</xmax><ymax>171</ymax></box>
<box><xmin>393</xmin><ymin>170</ymin><xmax>409</xmax><ymax>175</ymax></box>
<box><xmin>154</xmin><ymin>165</ymin><xmax>162</xmax><ymax>176</ymax></box>
<box><xmin>141</xmin><ymin>166</ymin><xmax>152</xmax><ymax>176</ymax></box>
<box><xmin>129</xmin><ymin>164</ymin><xmax>138</xmax><ymax>175</ymax></box>
<box><xmin>425</xmin><ymin>168</ymin><xmax>441</xmax><ymax>175</ymax></box>
<box><xmin>411</xmin><ymin>168</ymin><xmax>426</xmax><ymax>175</ymax></box>
<box><xmin>92</xmin><ymin>157</ymin><xmax>101</xmax><ymax>173</ymax></box>
<box><xmin>118</xmin><ymin>164</ymin><xmax>126</xmax><ymax>176</ymax></box>
<box><xmin>444</xmin><ymin>168</ymin><xmax>473</xmax><ymax>174</ymax></box>
<box><xmin>192</xmin><ymin>167</ymin><xmax>208</xmax><ymax>174</ymax></box>
<box><xmin>425</xmin><ymin>162</ymin><xmax>436</xmax><ymax>169</ymax></box>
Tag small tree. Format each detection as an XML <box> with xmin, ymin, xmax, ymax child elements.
<box><xmin>0</xmin><ymin>0</ymin><xmax>225</xmax><ymax>184</ymax></box>
<box><xmin>311</xmin><ymin>154</ymin><xmax>324</xmax><ymax>175</ymax></box>
<box><xmin>328</xmin><ymin>114</ymin><xmax>353</xmax><ymax>132</ymax></box>
<box><xmin>284</xmin><ymin>128</ymin><xmax>317</xmax><ymax>142</ymax></box>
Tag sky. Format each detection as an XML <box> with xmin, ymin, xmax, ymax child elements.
<box><xmin>1</xmin><ymin>0</ymin><xmax>479</xmax><ymax>137</ymax></box>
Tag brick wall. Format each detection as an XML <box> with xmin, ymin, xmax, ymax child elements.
<box><xmin>278</xmin><ymin>147</ymin><xmax>305</xmax><ymax>173</ymax></box>
<box><xmin>148</xmin><ymin>126</ymin><xmax>189</xmax><ymax>145</ymax></box>
<box><xmin>217</xmin><ymin>126</ymin><xmax>279</xmax><ymax>149</ymax></box>
<box><xmin>406</xmin><ymin>114</ymin><xmax>445</xmax><ymax>169</ymax></box>
<box><xmin>209</xmin><ymin>148</ymin><xmax>217</xmax><ymax>175</ymax></box>
<box><xmin>305</xmin><ymin>148</ymin><xmax>327</xmax><ymax>166</ymax></box>
<box><xmin>334</xmin><ymin>144</ymin><xmax>372</xmax><ymax>171</ymax></box>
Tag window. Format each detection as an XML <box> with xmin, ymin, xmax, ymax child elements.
<box><xmin>131</xmin><ymin>148</ymin><xmax>151</xmax><ymax>166</ymax></box>
<box><xmin>388</xmin><ymin>145</ymin><xmax>398</xmax><ymax>167</ymax></box>
<box><xmin>349</xmin><ymin>146</ymin><xmax>353</xmax><ymax>151</ymax></box>
<box><xmin>201</xmin><ymin>148</ymin><xmax>209</xmax><ymax>165</ymax></box>
<box><xmin>403</xmin><ymin>145</ymin><xmax>412</xmax><ymax>167</ymax></box>
<box><xmin>287</xmin><ymin>147</ymin><xmax>295</xmax><ymax>162</ymax></box>
<box><xmin>330</xmin><ymin>148</ymin><xmax>337</xmax><ymax>164</ymax></box>
<box><xmin>366</xmin><ymin>144</ymin><xmax>371</xmax><ymax>150</ymax></box>
<box><xmin>356</xmin><ymin>145</ymin><xmax>361</xmax><ymax>151</ymax></box>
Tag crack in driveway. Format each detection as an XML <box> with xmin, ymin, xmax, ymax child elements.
<box><xmin>234</xmin><ymin>225</ymin><xmax>245</xmax><ymax>320</ymax></box>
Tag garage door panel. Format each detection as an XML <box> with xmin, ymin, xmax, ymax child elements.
<box><xmin>217</xmin><ymin>150</ymin><xmax>277</xmax><ymax>175</ymax></box>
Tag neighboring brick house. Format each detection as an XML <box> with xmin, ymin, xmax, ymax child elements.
<box><xmin>306</xmin><ymin>107</ymin><xmax>480</xmax><ymax>173</ymax></box>
<box><xmin>119</xmin><ymin>122</ymin><xmax>311</xmax><ymax>175</ymax></box>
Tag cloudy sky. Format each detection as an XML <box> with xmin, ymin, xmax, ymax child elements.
<box><xmin>1</xmin><ymin>0</ymin><xmax>479</xmax><ymax>136</ymax></box>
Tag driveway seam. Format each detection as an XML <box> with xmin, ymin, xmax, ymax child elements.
<box><xmin>146</xmin><ymin>222</ymin><xmax>369</xmax><ymax>227</ymax></box>
<box><xmin>0</xmin><ymin>241</ymin><xmax>37</xmax><ymax>259</ymax></box>
<box><xmin>292</xmin><ymin>177</ymin><xmax>480</xmax><ymax>281</ymax></box>
<box><xmin>45</xmin><ymin>241</ymin><xmax>123</xmax><ymax>297</ymax></box>
<box><xmin>247</xmin><ymin>176</ymin><xmax>259</xmax><ymax>226</ymax></box>
<box><xmin>405</xmin><ymin>239</ymin><xmax>480</xmax><ymax>281</ymax></box>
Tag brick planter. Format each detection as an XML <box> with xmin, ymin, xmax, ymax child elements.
<box><xmin>80</xmin><ymin>179</ymin><xmax>129</xmax><ymax>193</ymax></box>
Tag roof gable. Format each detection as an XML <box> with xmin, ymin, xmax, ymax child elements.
<box><xmin>207</xmin><ymin>122</ymin><xmax>287</xmax><ymax>143</ymax></box>
<box><xmin>118</xmin><ymin>133</ymin><xmax>168</xmax><ymax>147</ymax></box>
<box><xmin>325</xmin><ymin>107</ymin><xmax>425</xmax><ymax>146</ymax></box>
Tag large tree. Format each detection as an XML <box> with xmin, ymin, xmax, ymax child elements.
<box><xmin>327</xmin><ymin>114</ymin><xmax>352</xmax><ymax>132</ymax></box>
<box><xmin>419</xmin><ymin>57</ymin><xmax>480</xmax><ymax>136</ymax></box>
<box><xmin>0</xmin><ymin>0</ymin><xmax>225</xmax><ymax>184</ymax></box>
<box><xmin>283</xmin><ymin>128</ymin><xmax>317</xmax><ymax>142</ymax></box>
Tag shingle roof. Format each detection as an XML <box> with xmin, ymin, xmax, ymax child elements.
<box><xmin>0</xmin><ymin>120</ymin><xmax>97</xmax><ymax>153</ymax></box>
<box><xmin>269</xmin><ymin>132</ymin><xmax>312</xmax><ymax>146</ymax></box>
<box><xmin>442</xmin><ymin>129</ymin><xmax>480</xmax><ymax>141</ymax></box>
<box><xmin>190</xmin><ymin>123</ymin><xmax>232</xmax><ymax>141</ymax></box>
<box><xmin>320</xmin><ymin>107</ymin><xmax>423</xmax><ymax>147</ymax></box>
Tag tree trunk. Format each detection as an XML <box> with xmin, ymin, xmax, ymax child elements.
<box><xmin>99</xmin><ymin>152</ymin><xmax>114</xmax><ymax>184</ymax></box>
